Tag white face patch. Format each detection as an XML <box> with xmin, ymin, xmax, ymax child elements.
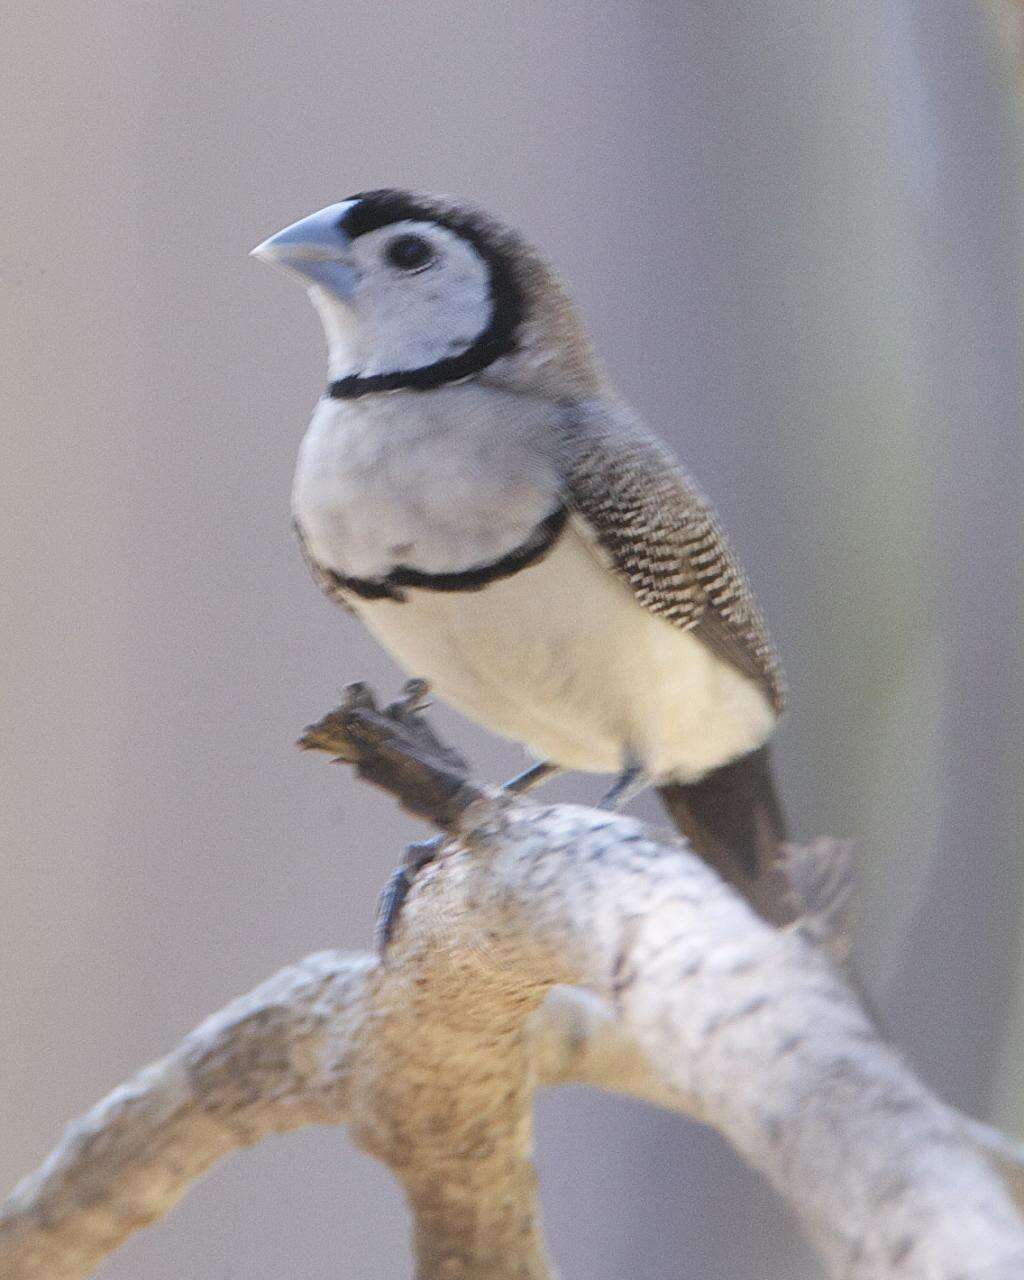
<box><xmin>311</xmin><ymin>219</ymin><xmax>495</xmax><ymax>380</ymax></box>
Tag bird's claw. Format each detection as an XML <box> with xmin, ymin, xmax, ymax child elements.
<box><xmin>375</xmin><ymin>835</ymin><xmax>445</xmax><ymax>952</ymax></box>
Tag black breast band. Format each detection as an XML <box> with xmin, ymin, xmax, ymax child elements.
<box><xmin>322</xmin><ymin>505</ymin><xmax>569</xmax><ymax>602</ymax></box>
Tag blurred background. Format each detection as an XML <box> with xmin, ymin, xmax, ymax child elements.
<box><xmin>2</xmin><ymin>2</ymin><xmax>1023</xmax><ymax>1276</ymax></box>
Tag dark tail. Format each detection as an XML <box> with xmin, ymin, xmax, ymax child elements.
<box><xmin>657</xmin><ymin>745</ymin><xmax>795</xmax><ymax>923</ymax></box>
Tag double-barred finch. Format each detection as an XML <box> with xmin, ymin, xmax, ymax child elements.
<box><xmin>253</xmin><ymin>189</ymin><xmax>792</xmax><ymax>922</ymax></box>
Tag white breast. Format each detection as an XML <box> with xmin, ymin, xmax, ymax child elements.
<box><xmin>349</xmin><ymin>522</ymin><xmax>774</xmax><ymax>783</ymax></box>
<box><xmin>293</xmin><ymin>393</ymin><xmax>776</xmax><ymax>783</ymax></box>
<box><xmin>293</xmin><ymin>388</ymin><xmax>562</xmax><ymax>579</ymax></box>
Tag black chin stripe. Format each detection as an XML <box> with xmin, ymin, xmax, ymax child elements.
<box><xmin>322</xmin><ymin>505</ymin><xmax>568</xmax><ymax>601</ymax></box>
<box><xmin>327</xmin><ymin>336</ymin><xmax>503</xmax><ymax>398</ymax></box>
<box><xmin>326</xmin><ymin>304</ymin><xmax>516</xmax><ymax>398</ymax></box>
<box><xmin>328</xmin><ymin>188</ymin><xmax>526</xmax><ymax>399</ymax></box>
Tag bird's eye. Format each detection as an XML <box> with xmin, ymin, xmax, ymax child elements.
<box><xmin>384</xmin><ymin>234</ymin><xmax>434</xmax><ymax>272</ymax></box>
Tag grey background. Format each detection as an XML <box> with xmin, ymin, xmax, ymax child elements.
<box><xmin>2</xmin><ymin>3</ymin><xmax>1023</xmax><ymax>1277</ymax></box>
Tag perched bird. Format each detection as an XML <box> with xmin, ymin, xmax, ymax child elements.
<box><xmin>253</xmin><ymin>189</ymin><xmax>791</xmax><ymax>920</ymax></box>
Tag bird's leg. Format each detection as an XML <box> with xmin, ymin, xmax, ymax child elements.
<box><xmin>502</xmin><ymin>759</ymin><xmax>561</xmax><ymax>795</ymax></box>
<box><xmin>375</xmin><ymin>834</ymin><xmax>446</xmax><ymax>953</ymax></box>
<box><xmin>598</xmin><ymin>755</ymin><xmax>648</xmax><ymax>811</ymax></box>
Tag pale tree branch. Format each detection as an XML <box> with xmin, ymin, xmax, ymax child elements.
<box><xmin>3</xmin><ymin>686</ymin><xmax>1024</xmax><ymax>1280</ymax></box>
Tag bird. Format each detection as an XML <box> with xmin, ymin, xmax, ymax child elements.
<box><xmin>252</xmin><ymin>189</ymin><xmax>792</xmax><ymax>923</ymax></box>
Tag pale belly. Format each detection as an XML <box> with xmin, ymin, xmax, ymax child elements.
<box><xmin>350</xmin><ymin>523</ymin><xmax>776</xmax><ymax>782</ymax></box>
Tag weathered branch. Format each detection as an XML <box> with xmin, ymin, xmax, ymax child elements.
<box><xmin>3</xmin><ymin>687</ymin><xmax>1024</xmax><ymax>1280</ymax></box>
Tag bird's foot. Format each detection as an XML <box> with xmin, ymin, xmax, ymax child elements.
<box><xmin>300</xmin><ymin>677</ymin><xmax>474</xmax><ymax>954</ymax></box>
<box><xmin>375</xmin><ymin>834</ymin><xmax>446</xmax><ymax>953</ymax></box>
<box><xmin>598</xmin><ymin>758</ymin><xmax>648</xmax><ymax>812</ymax></box>
<box><xmin>376</xmin><ymin>757</ymin><xmax>560</xmax><ymax>953</ymax></box>
<box><xmin>501</xmin><ymin>759</ymin><xmax>561</xmax><ymax>795</ymax></box>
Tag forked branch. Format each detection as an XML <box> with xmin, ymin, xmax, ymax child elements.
<box><xmin>3</xmin><ymin>685</ymin><xmax>1023</xmax><ymax>1280</ymax></box>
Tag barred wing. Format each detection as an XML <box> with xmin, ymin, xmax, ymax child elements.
<box><xmin>561</xmin><ymin>416</ymin><xmax>785</xmax><ymax>715</ymax></box>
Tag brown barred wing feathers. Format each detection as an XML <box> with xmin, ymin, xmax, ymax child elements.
<box><xmin>560</xmin><ymin>414</ymin><xmax>785</xmax><ymax>716</ymax></box>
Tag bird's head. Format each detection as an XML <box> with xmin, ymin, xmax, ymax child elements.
<box><xmin>251</xmin><ymin>189</ymin><xmax>604</xmax><ymax>399</ymax></box>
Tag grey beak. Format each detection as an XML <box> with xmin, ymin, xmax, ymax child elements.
<box><xmin>251</xmin><ymin>200</ymin><xmax>361</xmax><ymax>298</ymax></box>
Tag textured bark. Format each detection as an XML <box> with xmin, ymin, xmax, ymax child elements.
<box><xmin>3</xmin><ymin>691</ymin><xmax>1024</xmax><ymax>1279</ymax></box>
